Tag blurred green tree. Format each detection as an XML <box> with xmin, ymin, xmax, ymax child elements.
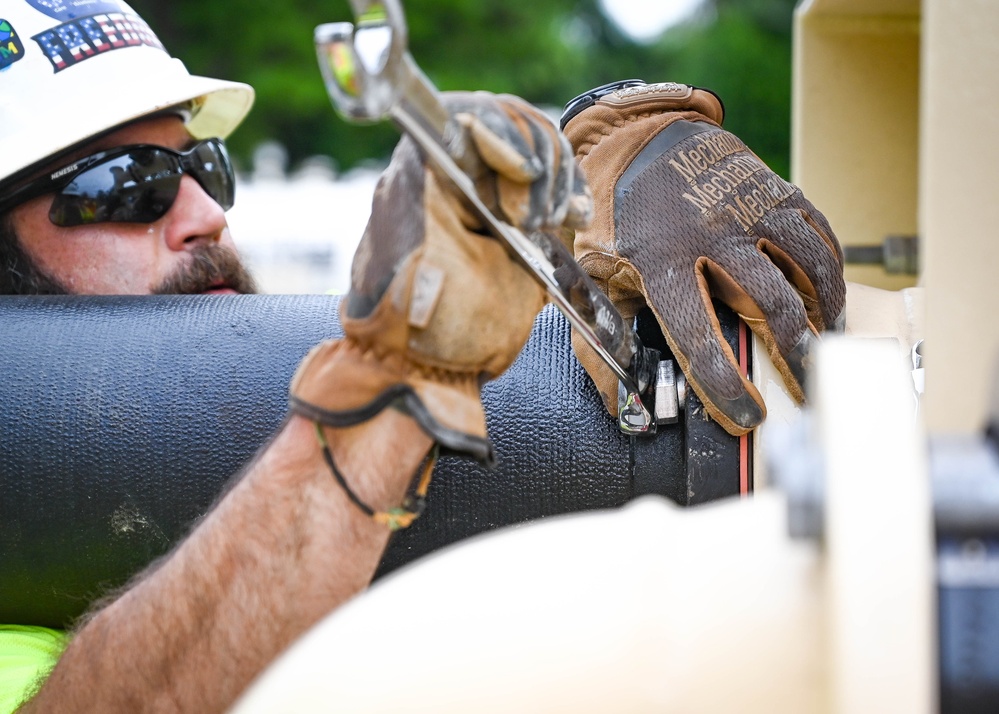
<box><xmin>130</xmin><ymin>0</ymin><xmax>797</xmax><ymax>177</ymax></box>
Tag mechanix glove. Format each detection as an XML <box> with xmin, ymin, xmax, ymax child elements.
<box><xmin>290</xmin><ymin>91</ymin><xmax>591</xmax><ymax>468</ymax></box>
<box><xmin>561</xmin><ymin>81</ymin><xmax>846</xmax><ymax>436</ymax></box>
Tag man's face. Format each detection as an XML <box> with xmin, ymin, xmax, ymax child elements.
<box><xmin>6</xmin><ymin>115</ymin><xmax>256</xmax><ymax>295</ymax></box>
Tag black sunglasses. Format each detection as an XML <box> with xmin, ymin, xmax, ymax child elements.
<box><xmin>0</xmin><ymin>138</ymin><xmax>235</xmax><ymax>227</ymax></box>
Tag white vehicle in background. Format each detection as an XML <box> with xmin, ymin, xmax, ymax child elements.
<box><xmin>227</xmin><ymin>144</ymin><xmax>380</xmax><ymax>296</ymax></box>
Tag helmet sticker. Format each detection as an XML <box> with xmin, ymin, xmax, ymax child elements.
<box><xmin>25</xmin><ymin>0</ymin><xmax>123</xmax><ymax>22</ymax></box>
<box><xmin>31</xmin><ymin>11</ymin><xmax>165</xmax><ymax>73</ymax></box>
<box><xmin>0</xmin><ymin>19</ymin><xmax>26</xmax><ymax>70</ymax></box>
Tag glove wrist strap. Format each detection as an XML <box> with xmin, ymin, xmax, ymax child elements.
<box><xmin>290</xmin><ymin>386</ymin><xmax>495</xmax><ymax>465</ymax></box>
<box><xmin>314</xmin><ymin>422</ymin><xmax>438</xmax><ymax>531</ymax></box>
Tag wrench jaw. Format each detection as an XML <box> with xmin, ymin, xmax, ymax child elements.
<box><xmin>315</xmin><ymin>22</ymin><xmax>388</xmax><ymax>122</ymax></box>
<box><xmin>314</xmin><ymin>0</ymin><xmax>409</xmax><ymax>123</ymax></box>
<box><xmin>315</xmin><ymin>23</ymin><xmax>367</xmax><ymax>119</ymax></box>
<box><xmin>616</xmin><ymin>346</ymin><xmax>662</xmax><ymax>435</ymax></box>
<box><xmin>315</xmin><ymin>8</ymin><xmax>450</xmax><ymax>138</ymax></box>
<box><xmin>618</xmin><ymin>386</ymin><xmax>655</xmax><ymax>435</ymax></box>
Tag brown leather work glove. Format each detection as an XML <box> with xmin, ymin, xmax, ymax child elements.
<box><xmin>562</xmin><ymin>81</ymin><xmax>846</xmax><ymax>436</ymax></box>
<box><xmin>291</xmin><ymin>91</ymin><xmax>591</xmax><ymax>466</ymax></box>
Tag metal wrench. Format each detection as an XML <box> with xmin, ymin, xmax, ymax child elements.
<box><xmin>314</xmin><ymin>0</ymin><xmax>659</xmax><ymax>434</ymax></box>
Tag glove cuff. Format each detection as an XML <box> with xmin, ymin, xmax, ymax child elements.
<box><xmin>561</xmin><ymin>81</ymin><xmax>724</xmax><ymax>137</ymax></box>
<box><xmin>289</xmin><ymin>338</ymin><xmax>495</xmax><ymax>465</ymax></box>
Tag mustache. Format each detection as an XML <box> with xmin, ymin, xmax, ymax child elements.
<box><xmin>153</xmin><ymin>244</ymin><xmax>258</xmax><ymax>295</ymax></box>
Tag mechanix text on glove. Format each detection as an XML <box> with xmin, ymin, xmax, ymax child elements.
<box><xmin>563</xmin><ymin>81</ymin><xmax>846</xmax><ymax>436</ymax></box>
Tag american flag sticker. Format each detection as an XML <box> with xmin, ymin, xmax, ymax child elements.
<box><xmin>0</xmin><ymin>19</ymin><xmax>25</xmax><ymax>71</ymax></box>
<box><xmin>31</xmin><ymin>12</ymin><xmax>165</xmax><ymax>73</ymax></box>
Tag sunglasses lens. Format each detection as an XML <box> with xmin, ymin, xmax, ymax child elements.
<box><xmin>188</xmin><ymin>140</ymin><xmax>235</xmax><ymax>211</ymax></box>
<box><xmin>49</xmin><ymin>148</ymin><xmax>182</xmax><ymax>227</ymax></box>
<box><xmin>47</xmin><ymin>140</ymin><xmax>234</xmax><ymax>228</ymax></box>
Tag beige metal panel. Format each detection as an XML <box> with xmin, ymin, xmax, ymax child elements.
<box><xmin>793</xmin><ymin>0</ymin><xmax>920</xmax><ymax>290</ymax></box>
<box><xmin>921</xmin><ymin>0</ymin><xmax>999</xmax><ymax>433</ymax></box>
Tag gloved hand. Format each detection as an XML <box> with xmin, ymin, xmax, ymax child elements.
<box><xmin>290</xmin><ymin>91</ymin><xmax>591</xmax><ymax>475</ymax></box>
<box><xmin>561</xmin><ymin>81</ymin><xmax>846</xmax><ymax>436</ymax></box>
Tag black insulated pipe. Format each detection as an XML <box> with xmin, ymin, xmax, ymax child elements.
<box><xmin>0</xmin><ymin>295</ymin><xmax>743</xmax><ymax>627</ymax></box>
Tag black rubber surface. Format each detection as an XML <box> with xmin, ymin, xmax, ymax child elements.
<box><xmin>0</xmin><ymin>295</ymin><xmax>739</xmax><ymax>627</ymax></box>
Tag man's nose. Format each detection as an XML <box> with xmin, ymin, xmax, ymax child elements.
<box><xmin>162</xmin><ymin>174</ymin><xmax>229</xmax><ymax>251</ymax></box>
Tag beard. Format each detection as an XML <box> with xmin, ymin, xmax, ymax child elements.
<box><xmin>152</xmin><ymin>243</ymin><xmax>258</xmax><ymax>295</ymax></box>
<box><xmin>0</xmin><ymin>214</ymin><xmax>258</xmax><ymax>296</ymax></box>
<box><xmin>0</xmin><ymin>215</ymin><xmax>72</xmax><ymax>294</ymax></box>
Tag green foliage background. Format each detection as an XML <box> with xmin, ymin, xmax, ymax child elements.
<box><xmin>130</xmin><ymin>0</ymin><xmax>797</xmax><ymax>177</ymax></box>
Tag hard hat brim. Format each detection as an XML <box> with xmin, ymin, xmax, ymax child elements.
<box><xmin>0</xmin><ymin>61</ymin><xmax>254</xmax><ymax>189</ymax></box>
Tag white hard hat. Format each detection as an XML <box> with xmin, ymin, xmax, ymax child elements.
<box><xmin>0</xmin><ymin>1</ymin><xmax>254</xmax><ymax>187</ymax></box>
